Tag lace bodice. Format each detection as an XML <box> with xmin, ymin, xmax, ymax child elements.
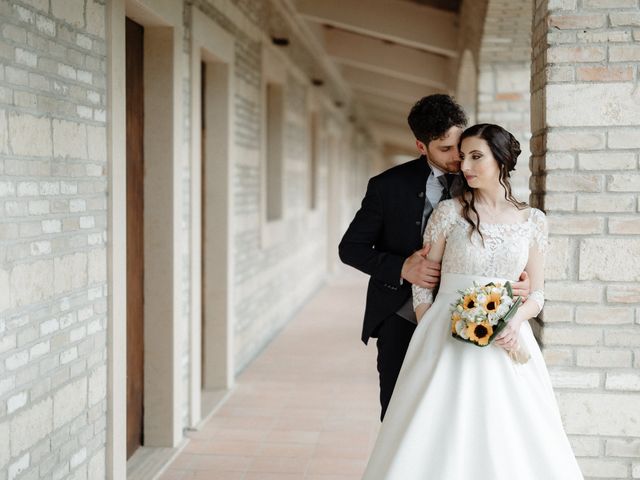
<box><xmin>412</xmin><ymin>199</ymin><xmax>548</xmax><ymax>309</ymax></box>
<box><xmin>426</xmin><ymin>199</ymin><xmax>548</xmax><ymax>278</ymax></box>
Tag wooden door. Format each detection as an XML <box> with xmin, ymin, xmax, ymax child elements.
<box><xmin>126</xmin><ymin>17</ymin><xmax>145</xmax><ymax>460</ymax></box>
<box><xmin>200</xmin><ymin>61</ymin><xmax>207</xmax><ymax>388</ymax></box>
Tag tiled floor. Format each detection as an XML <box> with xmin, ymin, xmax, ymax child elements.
<box><xmin>159</xmin><ymin>271</ymin><xmax>381</xmax><ymax>480</ymax></box>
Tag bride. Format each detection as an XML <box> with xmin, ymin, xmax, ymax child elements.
<box><xmin>362</xmin><ymin>124</ymin><xmax>583</xmax><ymax>479</ymax></box>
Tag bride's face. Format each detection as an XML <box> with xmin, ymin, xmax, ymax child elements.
<box><xmin>459</xmin><ymin>136</ymin><xmax>501</xmax><ymax>189</ymax></box>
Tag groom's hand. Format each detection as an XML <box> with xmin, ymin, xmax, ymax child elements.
<box><xmin>512</xmin><ymin>271</ymin><xmax>530</xmax><ymax>299</ymax></box>
<box><xmin>401</xmin><ymin>245</ymin><xmax>440</xmax><ymax>288</ymax></box>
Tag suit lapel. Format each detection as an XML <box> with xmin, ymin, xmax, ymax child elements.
<box><xmin>408</xmin><ymin>156</ymin><xmax>431</xmax><ymax>244</ymax></box>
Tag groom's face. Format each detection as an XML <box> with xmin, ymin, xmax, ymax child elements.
<box><xmin>417</xmin><ymin>126</ymin><xmax>464</xmax><ymax>174</ymax></box>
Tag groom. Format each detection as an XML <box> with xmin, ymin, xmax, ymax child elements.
<box><xmin>339</xmin><ymin>95</ymin><xmax>529</xmax><ymax>420</ymax></box>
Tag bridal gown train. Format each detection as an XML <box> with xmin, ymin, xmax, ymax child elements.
<box><xmin>363</xmin><ymin>199</ymin><xmax>583</xmax><ymax>480</ymax></box>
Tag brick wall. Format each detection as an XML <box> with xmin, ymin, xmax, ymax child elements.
<box><xmin>0</xmin><ymin>0</ymin><xmax>108</xmax><ymax>479</ymax></box>
<box><xmin>531</xmin><ymin>0</ymin><xmax>640</xmax><ymax>478</ymax></box>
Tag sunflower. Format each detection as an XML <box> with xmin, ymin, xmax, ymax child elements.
<box><xmin>483</xmin><ymin>292</ymin><xmax>502</xmax><ymax>313</ymax></box>
<box><xmin>466</xmin><ymin>320</ymin><xmax>493</xmax><ymax>346</ymax></box>
<box><xmin>462</xmin><ymin>293</ymin><xmax>477</xmax><ymax>310</ymax></box>
<box><xmin>451</xmin><ymin>312</ymin><xmax>462</xmax><ymax>333</ymax></box>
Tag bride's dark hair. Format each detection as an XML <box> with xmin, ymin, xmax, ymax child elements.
<box><xmin>457</xmin><ymin>123</ymin><xmax>528</xmax><ymax>243</ymax></box>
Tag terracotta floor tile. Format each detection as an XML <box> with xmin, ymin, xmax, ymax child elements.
<box><xmin>316</xmin><ymin>431</ymin><xmax>372</xmax><ymax>448</ymax></box>
<box><xmin>274</xmin><ymin>415</ymin><xmax>327</xmax><ymax>431</ymax></box>
<box><xmin>266</xmin><ymin>429</ymin><xmax>320</xmax><ymax>444</ymax></box>
<box><xmin>322</xmin><ymin>417</ymin><xmax>376</xmax><ymax>433</ymax></box>
<box><xmin>285</xmin><ymin>406</ymin><xmax>331</xmax><ymax>419</ymax></box>
<box><xmin>165</xmin><ymin>455</ymin><xmax>195</xmax><ymax>470</ymax></box>
<box><xmin>188</xmin><ymin>454</ymin><xmax>253</xmax><ymax>472</ymax></box>
<box><xmin>258</xmin><ymin>442</ymin><xmax>316</xmax><ymax>458</ymax></box>
<box><xmin>244</xmin><ymin>473</ymin><xmax>302</xmax><ymax>480</ymax></box>
<box><xmin>156</xmin><ymin>470</ymin><xmax>188</xmax><ymax>480</ymax></box>
<box><xmin>161</xmin><ymin>272</ymin><xmax>379</xmax><ymax>480</ymax></box>
<box><xmin>206</xmin><ymin>428</ymin><xmax>271</xmax><ymax>443</ymax></box>
<box><xmin>247</xmin><ymin>455</ymin><xmax>310</xmax><ymax>474</ymax></box>
<box><xmin>183</xmin><ymin>439</ymin><xmax>263</xmax><ymax>456</ymax></box>
<box><xmin>306</xmin><ymin>457</ymin><xmax>369</xmax><ymax>476</ymax></box>
<box><xmin>191</xmin><ymin>471</ymin><xmax>245</xmax><ymax>480</ymax></box>
<box><xmin>305</xmin><ymin>476</ymin><xmax>362</xmax><ymax>480</ymax></box>
<box><xmin>312</xmin><ymin>443</ymin><xmax>371</xmax><ymax>459</ymax></box>
<box><xmin>207</xmin><ymin>415</ymin><xmax>278</xmax><ymax>430</ymax></box>
<box><xmin>215</xmin><ymin>405</ymin><xmax>285</xmax><ymax>418</ymax></box>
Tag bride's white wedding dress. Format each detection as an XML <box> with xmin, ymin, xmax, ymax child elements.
<box><xmin>363</xmin><ymin>199</ymin><xmax>583</xmax><ymax>480</ymax></box>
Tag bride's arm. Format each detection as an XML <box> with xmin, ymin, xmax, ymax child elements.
<box><xmin>412</xmin><ymin>201</ymin><xmax>454</xmax><ymax>324</ymax></box>
<box><xmin>494</xmin><ymin>212</ymin><xmax>548</xmax><ymax>350</ymax></box>
<box><xmin>514</xmin><ymin>249</ymin><xmax>545</xmax><ymax>324</ymax></box>
<box><xmin>413</xmin><ymin>234</ymin><xmax>446</xmax><ymax>323</ymax></box>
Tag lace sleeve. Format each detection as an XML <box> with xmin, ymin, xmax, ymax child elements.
<box><xmin>412</xmin><ymin>200</ymin><xmax>455</xmax><ymax>309</ymax></box>
<box><xmin>530</xmin><ymin>209</ymin><xmax>549</xmax><ymax>255</ymax></box>
<box><xmin>423</xmin><ymin>200</ymin><xmax>456</xmax><ymax>245</ymax></box>
<box><xmin>526</xmin><ymin>209</ymin><xmax>547</xmax><ymax>316</ymax></box>
<box><xmin>529</xmin><ymin>290</ymin><xmax>545</xmax><ymax>315</ymax></box>
<box><xmin>412</xmin><ymin>283</ymin><xmax>433</xmax><ymax>309</ymax></box>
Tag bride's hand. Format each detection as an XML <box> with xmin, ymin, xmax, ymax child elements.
<box><xmin>494</xmin><ymin>318</ymin><xmax>522</xmax><ymax>351</ymax></box>
<box><xmin>511</xmin><ymin>271</ymin><xmax>530</xmax><ymax>300</ymax></box>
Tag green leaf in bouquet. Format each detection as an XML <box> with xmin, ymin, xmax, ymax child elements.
<box><xmin>489</xmin><ymin>319</ymin><xmax>507</xmax><ymax>341</ymax></box>
<box><xmin>502</xmin><ymin>296</ymin><xmax>522</xmax><ymax>322</ymax></box>
<box><xmin>505</xmin><ymin>281</ymin><xmax>513</xmax><ymax>297</ymax></box>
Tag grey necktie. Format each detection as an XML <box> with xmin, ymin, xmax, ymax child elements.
<box><xmin>420</xmin><ymin>174</ymin><xmax>452</xmax><ymax>234</ymax></box>
<box><xmin>438</xmin><ymin>174</ymin><xmax>452</xmax><ymax>201</ymax></box>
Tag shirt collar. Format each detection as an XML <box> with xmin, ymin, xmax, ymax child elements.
<box><xmin>427</xmin><ymin>161</ymin><xmax>446</xmax><ymax>178</ymax></box>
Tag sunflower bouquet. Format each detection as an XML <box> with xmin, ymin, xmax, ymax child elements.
<box><xmin>450</xmin><ymin>282</ymin><xmax>530</xmax><ymax>364</ymax></box>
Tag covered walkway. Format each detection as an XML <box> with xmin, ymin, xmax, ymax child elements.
<box><xmin>159</xmin><ymin>271</ymin><xmax>381</xmax><ymax>479</ymax></box>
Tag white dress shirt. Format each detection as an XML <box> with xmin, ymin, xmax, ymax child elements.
<box><xmin>426</xmin><ymin>162</ymin><xmax>446</xmax><ymax>208</ymax></box>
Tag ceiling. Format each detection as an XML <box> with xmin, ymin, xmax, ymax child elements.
<box><xmin>408</xmin><ymin>0</ymin><xmax>462</xmax><ymax>12</ymax></box>
<box><xmin>293</xmin><ymin>0</ymin><xmax>460</xmax><ymax>153</ymax></box>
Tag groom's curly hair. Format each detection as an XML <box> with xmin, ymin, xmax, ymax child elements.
<box><xmin>407</xmin><ymin>94</ymin><xmax>467</xmax><ymax>145</ymax></box>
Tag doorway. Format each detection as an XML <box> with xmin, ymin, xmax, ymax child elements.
<box><xmin>125</xmin><ymin>16</ymin><xmax>144</xmax><ymax>460</ymax></box>
<box><xmin>188</xmin><ymin>7</ymin><xmax>236</xmax><ymax>427</ymax></box>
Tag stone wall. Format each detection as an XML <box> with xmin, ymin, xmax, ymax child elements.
<box><xmin>0</xmin><ymin>0</ymin><xmax>108</xmax><ymax>479</ymax></box>
<box><xmin>531</xmin><ymin>0</ymin><xmax>640</xmax><ymax>478</ymax></box>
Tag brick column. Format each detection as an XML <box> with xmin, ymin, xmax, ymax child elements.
<box><xmin>531</xmin><ymin>0</ymin><xmax>640</xmax><ymax>477</ymax></box>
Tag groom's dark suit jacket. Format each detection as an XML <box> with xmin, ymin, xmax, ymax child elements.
<box><xmin>339</xmin><ymin>156</ymin><xmax>434</xmax><ymax>344</ymax></box>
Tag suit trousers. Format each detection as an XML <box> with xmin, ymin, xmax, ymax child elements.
<box><xmin>374</xmin><ymin>313</ymin><xmax>417</xmax><ymax>421</ymax></box>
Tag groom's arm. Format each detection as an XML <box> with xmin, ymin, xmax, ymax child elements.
<box><xmin>338</xmin><ymin>177</ymin><xmax>405</xmax><ymax>287</ymax></box>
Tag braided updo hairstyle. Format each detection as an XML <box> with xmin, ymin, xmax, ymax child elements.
<box><xmin>457</xmin><ymin>123</ymin><xmax>528</xmax><ymax>243</ymax></box>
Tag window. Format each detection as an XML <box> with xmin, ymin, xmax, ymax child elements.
<box><xmin>308</xmin><ymin>111</ymin><xmax>319</xmax><ymax>210</ymax></box>
<box><xmin>265</xmin><ymin>82</ymin><xmax>284</xmax><ymax>221</ymax></box>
